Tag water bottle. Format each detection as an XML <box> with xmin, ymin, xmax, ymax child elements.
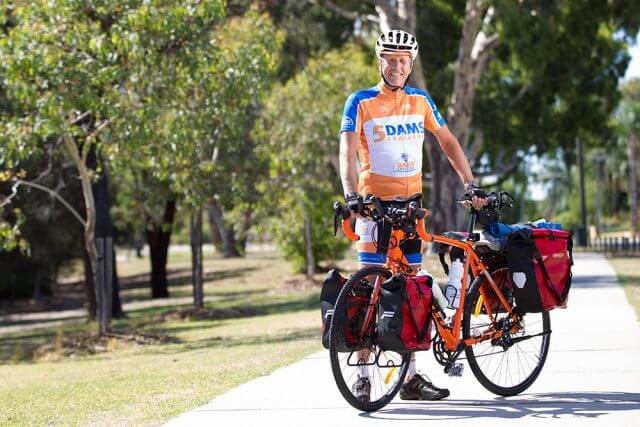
<box><xmin>418</xmin><ymin>269</ymin><xmax>448</xmax><ymax>313</ymax></box>
<box><xmin>445</xmin><ymin>259</ymin><xmax>464</xmax><ymax>309</ymax></box>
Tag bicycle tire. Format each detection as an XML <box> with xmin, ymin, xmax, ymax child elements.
<box><xmin>463</xmin><ymin>265</ymin><xmax>551</xmax><ymax>396</ymax></box>
<box><xmin>329</xmin><ymin>266</ymin><xmax>410</xmax><ymax>411</ymax></box>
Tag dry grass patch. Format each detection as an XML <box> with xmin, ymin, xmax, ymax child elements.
<box><xmin>608</xmin><ymin>257</ymin><xmax>640</xmax><ymax>321</ymax></box>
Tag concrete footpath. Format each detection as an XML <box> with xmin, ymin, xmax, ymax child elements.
<box><xmin>167</xmin><ymin>253</ymin><xmax>640</xmax><ymax>426</ymax></box>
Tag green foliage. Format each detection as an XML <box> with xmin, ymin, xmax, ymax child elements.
<box><xmin>146</xmin><ymin>11</ymin><xmax>284</xmax><ymax>210</ymax></box>
<box><xmin>257</xmin><ymin>45</ymin><xmax>377</xmax><ymax>271</ymax></box>
<box><xmin>263</xmin><ymin>190</ymin><xmax>351</xmax><ymax>273</ymax></box>
<box><xmin>0</xmin><ymin>207</ymin><xmax>29</xmax><ymax>254</ymax></box>
<box><xmin>475</xmin><ymin>1</ymin><xmax>640</xmax><ymax>167</ymax></box>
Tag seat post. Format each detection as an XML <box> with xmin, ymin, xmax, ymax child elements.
<box><xmin>468</xmin><ymin>210</ymin><xmax>477</xmax><ymax>236</ymax></box>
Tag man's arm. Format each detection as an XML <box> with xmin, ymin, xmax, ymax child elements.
<box><xmin>339</xmin><ymin>131</ymin><xmax>359</xmax><ymax>195</ymax></box>
<box><xmin>432</xmin><ymin>125</ymin><xmax>475</xmax><ymax>187</ymax></box>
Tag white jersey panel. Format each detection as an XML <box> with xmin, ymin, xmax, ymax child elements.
<box><xmin>362</xmin><ymin>114</ymin><xmax>424</xmax><ymax>178</ymax></box>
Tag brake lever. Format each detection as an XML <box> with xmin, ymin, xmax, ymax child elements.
<box><xmin>332</xmin><ymin>201</ymin><xmax>350</xmax><ymax>236</ymax></box>
<box><xmin>369</xmin><ymin>195</ymin><xmax>393</xmax><ymax>222</ymax></box>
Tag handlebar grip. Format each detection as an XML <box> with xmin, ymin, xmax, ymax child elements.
<box><xmin>342</xmin><ymin>219</ymin><xmax>360</xmax><ymax>242</ymax></box>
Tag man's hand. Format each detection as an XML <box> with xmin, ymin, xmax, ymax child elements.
<box><xmin>463</xmin><ymin>182</ymin><xmax>487</xmax><ymax>211</ymax></box>
<box><xmin>345</xmin><ymin>192</ymin><xmax>364</xmax><ymax>215</ymax></box>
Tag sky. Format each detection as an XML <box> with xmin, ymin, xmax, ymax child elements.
<box><xmin>624</xmin><ymin>31</ymin><xmax>640</xmax><ymax>81</ymax></box>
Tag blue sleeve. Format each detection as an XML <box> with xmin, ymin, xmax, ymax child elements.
<box><xmin>340</xmin><ymin>94</ymin><xmax>359</xmax><ymax>133</ymax></box>
<box><xmin>425</xmin><ymin>93</ymin><xmax>446</xmax><ymax>127</ymax></box>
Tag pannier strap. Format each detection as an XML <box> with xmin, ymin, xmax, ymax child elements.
<box><xmin>568</xmin><ymin>234</ymin><xmax>574</xmax><ymax>266</ymax></box>
<box><xmin>401</xmin><ymin>280</ymin><xmax>430</xmax><ymax>343</ymax></box>
<box><xmin>532</xmin><ymin>249</ymin><xmax>562</xmax><ymax>303</ymax></box>
<box><xmin>438</xmin><ymin>252</ymin><xmax>449</xmax><ymax>275</ymax></box>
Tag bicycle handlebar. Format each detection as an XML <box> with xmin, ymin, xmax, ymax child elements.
<box><xmin>456</xmin><ymin>191</ymin><xmax>514</xmax><ymax>211</ymax></box>
<box><xmin>333</xmin><ymin>191</ymin><xmax>514</xmax><ymax>242</ymax></box>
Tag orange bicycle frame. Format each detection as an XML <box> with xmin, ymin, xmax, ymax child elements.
<box><xmin>343</xmin><ymin>210</ymin><xmax>519</xmax><ymax>352</ymax></box>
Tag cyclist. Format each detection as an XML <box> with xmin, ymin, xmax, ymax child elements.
<box><xmin>339</xmin><ymin>29</ymin><xmax>486</xmax><ymax>402</ymax></box>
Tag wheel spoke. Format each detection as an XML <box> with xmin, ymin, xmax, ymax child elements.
<box><xmin>329</xmin><ymin>266</ymin><xmax>409</xmax><ymax>411</ymax></box>
<box><xmin>464</xmin><ymin>266</ymin><xmax>550</xmax><ymax>395</ymax></box>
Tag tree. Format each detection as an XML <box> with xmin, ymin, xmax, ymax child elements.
<box><xmin>0</xmin><ymin>0</ymin><xmax>226</xmax><ymax>332</ymax></box>
<box><xmin>617</xmin><ymin>78</ymin><xmax>640</xmax><ymax>235</ymax></box>
<box><xmin>257</xmin><ymin>45</ymin><xmax>376</xmax><ymax>276</ymax></box>
<box><xmin>110</xmin><ymin>168</ymin><xmax>176</xmax><ymax>299</ymax></box>
<box><xmin>146</xmin><ymin>10</ymin><xmax>282</xmax><ymax>304</ymax></box>
<box><xmin>313</xmin><ymin>0</ymin><xmax>640</xmax><ymax>231</ymax></box>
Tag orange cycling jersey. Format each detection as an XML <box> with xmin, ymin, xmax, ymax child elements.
<box><xmin>340</xmin><ymin>82</ymin><xmax>445</xmax><ymax>200</ymax></box>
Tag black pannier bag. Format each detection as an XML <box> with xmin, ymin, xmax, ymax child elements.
<box><xmin>376</xmin><ymin>274</ymin><xmax>433</xmax><ymax>353</ymax></box>
<box><xmin>504</xmin><ymin>228</ymin><xmax>573</xmax><ymax>313</ymax></box>
<box><xmin>320</xmin><ymin>269</ymin><xmax>371</xmax><ymax>352</ymax></box>
<box><xmin>320</xmin><ymin>269</ymin><xmax>345</xmax><ymax>349</ymax></box>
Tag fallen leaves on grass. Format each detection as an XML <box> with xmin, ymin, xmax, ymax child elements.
<box><xmin>280</xmin><ymin>276</ymin><xmax>321</xmax><ymax>290</ymax></box>
<box><xmin>33</xmin><ymin>329</ymin><xmax>180</xmax><ymax>360</ymax></box>
<box><xmin>152</xmin><ymin>306</ymin><xmax>258</xmax><ymax>322</ymax></box>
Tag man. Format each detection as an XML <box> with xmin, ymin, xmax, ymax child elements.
<box><xmin>339</xmin><ymin>29</ymin><xmax>486</xmax><ymax>402</ymax></box>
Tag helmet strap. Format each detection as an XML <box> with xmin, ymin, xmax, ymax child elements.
<box><xmin>381</xmin><ymin>72</ymin><xmax>402</xmax><ymax>90</ymax></box>
<box><xmin>379</xmin><ymin>64</ymin><xmax>413</xmax><ymax>90</ymax></box>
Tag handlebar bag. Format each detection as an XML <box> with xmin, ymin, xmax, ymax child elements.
<box><xmin>376</xmin><ymin>274</ymin><xmax>433</xmax><ymax>353</ymax></box>
<box><xmin>504</xmin><ymin>229</ymin><xmax>573</xmax><ymax>313</ymax></box>
<box><xmin>320</xmin><ymin>269</ymin><xmax>372</xmax><ymax>352</ymax></box>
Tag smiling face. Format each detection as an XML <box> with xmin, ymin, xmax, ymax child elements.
<box><xmin>378</xmin><ymin>53</ymin><xmax>413</xmax><ymax>88</ymax></box>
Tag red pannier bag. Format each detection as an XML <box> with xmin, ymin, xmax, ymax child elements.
<box><xmin>531</xmin><ymin>228</ymin><xmax>573</xmax><ymax>310</ymax></box>
<box><xmin>376</xmin><ymin>274</ymin><xmax>433</xmax><ymax>353</ymax></box>
<box><xmin>320</xmin><ymin>269</ymin><xmax>372</xmax><ymax>352</ymax></box>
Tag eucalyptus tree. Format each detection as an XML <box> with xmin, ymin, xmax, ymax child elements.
<box><xmin>142</xmin><ymin>11</ymin><xmax>283</xmax><ymax>305</ymax></box>
<box><xmin>313</xmin><ymin>0</ymin><xmax>640</xmax><ymax>231</ymax></box>
<box><xmin>0</xmin><ymin>0</ymin><xmax>226</xmax><ymax>332</ymax></box>
<box><xmin>257</xmin><ymin>45</ymin><xmax>377</xmax><ymax>277</ymax></box>
<box><xmin>617</xmin><ymin>79</ymin><xmax>640</xmax><ymax>235</ymax></box>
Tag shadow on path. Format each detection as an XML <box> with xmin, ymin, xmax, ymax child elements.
<box><xmin>361</xmin><ymin>392</ymin><xmax>640</xmax><ymax>421</ymax></box>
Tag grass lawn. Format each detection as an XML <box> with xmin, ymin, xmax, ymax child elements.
<box><xmin>608</xmin><ymin>257</ymin><xmax>640</xmax><ymax>322</ymax></box>
<box><xmin>0</xmin><ymin>249</ymin><xmax>359</xmax><ymax>426</ymax></box>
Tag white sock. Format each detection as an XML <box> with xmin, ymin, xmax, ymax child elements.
<box><xmin>359</xmin><ymin>363</ymin><xmax>368</xmax><ymax>378</ymax></box>
<box><xmin>407</xmin><ymin>358</ymin><xmax>417</xmax><ymax>380</ymax></box>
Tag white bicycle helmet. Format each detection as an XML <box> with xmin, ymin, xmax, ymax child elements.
<box><xmin>375</xmin><ymin>30</ymin><xmax>419</xmax><ymax>60</ymax></box>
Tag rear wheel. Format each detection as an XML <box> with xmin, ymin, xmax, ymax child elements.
<box><xmin>329</xmin><ymin>266</ymin><xmax>410</xmax><ymax>411</ymax></box>
<box><xmin>463</xmin><ymin>266</ymin><xmax>551</xmax><ymax>396</ymax></box>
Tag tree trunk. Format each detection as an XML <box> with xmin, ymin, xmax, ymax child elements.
<box><xmin>111</xmin><ymin>245</ymin><xmax>124</xmax><ymax>318</ymax></box>
<box><xmin>205</xmin><ymin>197</ymin><xmax>241</xmax><ymax>258</ymax></box>
<box><xmin>146</xmin><ymin>198</ymin><xmax>176</xmax><ymax>298</ymax></box>
<box><xmin>89</xmin><ymin>146</ymin><xmax>124</xmax><ymax>319</ymax></box>
<box><xmin>239</xmin><ymin>209</ymin><xmax>252</xmax><ymax>253</ymax></box>
<box><xmin>205</xmin><ymin>198</ymin><xmax>224</xmax><ymax>252</ymax></box>
<box><xmin>300</xmin><ymin>198</ymin><xmax>315</xmax><ymax>278</ymax></box>
<box><xmin>82</xmin><ymin>243</ymin><xmax>97</xmax><ymax>320</ymax></box>
<box><xmin>63</xmin><ymin>134</ymin><xmax>106</xmax><ymax>334</ymax></box>
<box><xmin>190</xmin><ymin>207</ymin><xmax>204</xmax><ymax>308</ymax></box>
<box><xmin>629</xmin><ymin>131</ymin><xmax>639</xmax><ymax>237</ymax></box>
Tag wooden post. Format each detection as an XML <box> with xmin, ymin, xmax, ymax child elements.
<box><xmin>190</xmin><ymin>207</ymin><xmax>204</xmax><ymax>308</ymax></box>
<box><xmin>95</xmin><ymin>237</ymin><xmax>106</xmax><ymax>335</ymax></box>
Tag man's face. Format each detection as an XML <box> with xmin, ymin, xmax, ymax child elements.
<box><xmin>379</xmin><ymin>53</ymin><xmax>412</xmax><ymax>87</ymax></box>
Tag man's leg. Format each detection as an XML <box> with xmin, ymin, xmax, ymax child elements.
<box><xmin>350</xmin><ymin>217</ymin><xmax>388</xmax><ymax>401</ymax></box>
<box><xmin>398</xmin><ymin>247</ymin><xmax>450</xmax><ymax>400</ymax></box>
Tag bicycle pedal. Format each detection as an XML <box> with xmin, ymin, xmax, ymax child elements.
<box><xmin>447</xmin><ymin>363</ymin><xmax>464</xmax><ymax>377</ymax></box>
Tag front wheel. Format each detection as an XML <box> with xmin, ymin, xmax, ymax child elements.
<box><xmin>463</xmin><ymin>266</ymin><xmax>551</xmax><ymax>396</ymax></box>
<box><xmin>329</xmin><ymin>266</ymin><xmax>410</xmax><ymax>411</ymax></box>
